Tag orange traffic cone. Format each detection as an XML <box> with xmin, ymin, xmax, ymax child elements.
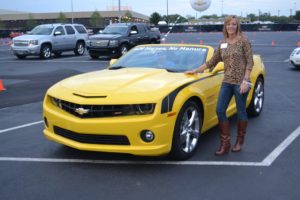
<box><xmin>297</xmin><ymin>41</ymin><xmax>300</xmax><ymax>47</ymax></box>
<box><xmin>271</xmin><ymin>40</ymin><xmax>275</xmax><ymax>47</ymax></box>
<box><xmin>199</xmin><ymin>40</ymin><xmax>203</xmax><ymax>45</ymax></box>
<box><xmin>0</xmin><ymin>79</ymin><xmax>6</xmax><ymax>91</ymax></box>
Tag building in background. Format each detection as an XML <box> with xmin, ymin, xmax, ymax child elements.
<box><xmin>0</xmin><ymin>9</ymin><xmax>149</xmax><ymax>30</ymax></box>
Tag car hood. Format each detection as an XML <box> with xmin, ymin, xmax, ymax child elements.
<box><xmin>89</xmin><ymin>34</ymin><xmax>122</xmax><ymax>40</ymax></box>
<box><xmin>13</xmin><ymin>34</ymin><xmax>49</xmax><ymax>41</ymax></box>
<box><xmin>49</xmin><ymin>68</ymin><xmax>204</xmax><ymax>103</ymax></box>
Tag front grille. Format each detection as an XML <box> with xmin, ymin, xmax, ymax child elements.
<box><xmin>54</xmin><ymin>126</ymin><xmax>130</xmax><ymax>145</ymax></box>
<box><xmin>90</xmin><ymin>40</ymin><xmax>109</xmax><ymax>47</ymax></box>
<box><xmin>14</xmin><ymin>40</ymin><xmax>29</xmax><ymax>46</ymax></box>
<box><xmin>51</xmin><ymin>97</ymin><xmax>154</xmax><ymax>118</ymax></box>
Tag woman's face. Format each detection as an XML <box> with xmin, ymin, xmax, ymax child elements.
<box><xmin>226</xmin><ymin>18</ymin><xmax>238</xmax><ymax>36</ymax></box>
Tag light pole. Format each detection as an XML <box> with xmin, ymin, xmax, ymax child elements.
<box><xmin>167</xmin><ymin>0</ymin><xmax>169</xmax><ymax>24</ymax></box>
<box><xmin>71</xmin><ymin>0</ymin><xmax>74</xmax><ymax>23</ymax></box>
<box><xmin>118</xmin><ymin>0</ymin><xmax>121</xmax><ymax>22</ymax></box>
<box><xmin>221</xmin><ymin>0</ymin><xmax>224</xmax><ymax>17</ymax></box>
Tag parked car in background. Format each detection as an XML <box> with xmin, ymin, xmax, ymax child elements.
<box><xmin>86</xmin><ymin>23</ymin><xmax>161</xmax><ymax>59</ymax></box>
<box><xmin>289</xmin><ymin>47</ymin><xmax>300</xmax><ymax>68</ymax></box>
<box><xmin>9</xmin><ymin>31</ymin><xmax>24</xmax><ymax>39</ymax></box>
<box><xmin>10</xmin><ymin>23</ymin><xmax>88</xmax><ymax>59</ymax></box>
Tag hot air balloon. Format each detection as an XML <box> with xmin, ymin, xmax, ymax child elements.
<box><xmin>190</xmin><ymin>0</ymin><xmax>211</xmax><ymax>12</ymax></box>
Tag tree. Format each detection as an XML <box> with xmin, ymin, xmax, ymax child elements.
<box><xmin>123</xmin><ymin>10</ymin><xmax>132</xmax><ymax>22</ymax></box>
<box><xmin>247</xmin><ymin>13</ymin><xmax>257</xmax><ymax>22</ymax></box>
<box><xmin>58</xmin><ymin>12</ymin><xmax>68</xmax><ymax>23</ymax></box>
<box><xmin>150</xmin><ymin>12</ymin><xmax>162</xmax><ymax>25</ymax></box>
<box><xmin>90</xmin><ymin>10</ymin><xmax>103</xmax><ymax>28</ymax></box>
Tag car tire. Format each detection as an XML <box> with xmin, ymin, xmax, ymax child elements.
<box><xmin>16</xmin><ymin>55</ymin><xmax>26</xmax><ymax>59</ymax></box>
<box><xmin>74</xmin><ymin>41</ymin><xmax>85</xmax><ymax>56</ymax></box>
<box><xmin>170</xmin><ymin>100</ymin><xmax>202</xmax><ymax>160</ymax></box>
<box><xmin>89</xmin><ymin>54</ymin><xmax>99</xmax><ymax>59</ymax></box>
<box><xmin>40</xmin><ymin>44</ymin><xmax>52</xmax><ymax>59</ymax></box>
<box><xmin>247</xmin><ymin>77</ymin><xmax>264</xmax><ymax>117</ymax></box>
<box><xmin>54</xmin><ymin>52</ymin><xmax>62</xmax><ymax>57</ymax></box>
<box><xmin>119</xmin><ymin>44</ymin><xmax>128</xmax><ymax>57</ymax></box>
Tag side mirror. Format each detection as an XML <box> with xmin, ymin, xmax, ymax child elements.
<box><xmin>130</xmin><ymin>30</ymin><xmax>137</xmax><ymax>35</ymax></box>
<box><xmin>211</xmin><ymin>62</ymin><xmax>224</xmax><ymax>74</ymax></box>
<box><xmin>109</xmin><ymin>59</ymin><xmax>118</xmax><ymax>66</ymax></box>
<box><xmin>54</xmin><ymin>31</ymin><xmax>62</xmax><ymax>36</ymax></box>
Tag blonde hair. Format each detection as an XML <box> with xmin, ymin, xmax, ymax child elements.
<box><xmin>223</xmin><ymin>15</ymin><xmax>242</xmax><ymax>39</ymax></box>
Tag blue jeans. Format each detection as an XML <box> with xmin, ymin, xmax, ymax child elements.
<box><xmin>216</xmin><ymin>82</ymin><xmax>249</xmax><ymax>122</ymax></box>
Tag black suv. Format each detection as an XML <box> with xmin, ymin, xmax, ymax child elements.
<box><xmin>86</xmin><ymin>23</ymin><xmax>161</xmax><ymax>59</ymax></box>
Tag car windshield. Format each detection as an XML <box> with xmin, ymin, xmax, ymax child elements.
<box><xmin>29</xmin><ymin>25</ymin><xmax>54</xmax><ymax>35</ymax></box>
<box><xmin>111</xmin><ymin>45</ymin><xmax>208</xmax><ymax>72</ymax></box>
<box><xmin>102</xmin><ymin>26</ymin><xmax>128</xmax><ymax>34</ymax></box>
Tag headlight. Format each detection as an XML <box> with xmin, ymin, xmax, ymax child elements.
<box><xmin>120</xmin><ymin>104</ymin><xmax>155</xmax><ymax>115</ymax></box>
<box><xmin>134</xmin><ymin>104</ymin><xmax>155</xmax><ymax>115</ymax></box>
<box><xmin>109</xmin><ymin>40</ymin><xmax>118</xmax><ymax>47</ymax></box>
<box><xmin>86</xmin><ymin>40</ymin><xmax>91</xmax><ymax>46</ymax></box>
<box><xmin>29</xmin><ymin>40</ymin><xmax>38</xmax><ymax>45</ymax></box>
<box><xmin>50</xmin><ymin>96</ymin><xmax>62</xmax><ymax>108</ymax></box>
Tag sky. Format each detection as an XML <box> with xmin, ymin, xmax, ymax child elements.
<box><xmin>1</xmin><ymin>0</ymin><xmax>298</xmax><ymax>17</ymax></box>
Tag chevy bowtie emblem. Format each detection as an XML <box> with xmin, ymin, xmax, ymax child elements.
<box><xmin>75</xmin><ymin>107</ymin><xmax>90</xmax><ymax>115</ymax></box>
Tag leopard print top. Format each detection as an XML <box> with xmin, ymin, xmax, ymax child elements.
<box><xmin>206</xmin><ymin>36</ymin><xmax>254</xmax><ymax>85</ymax></box>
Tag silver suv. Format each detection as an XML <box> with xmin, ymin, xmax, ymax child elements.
<box><xmin>11</xmin><ymin>23</ymin><xmax>88</xmax><ymax>59</ymax></box>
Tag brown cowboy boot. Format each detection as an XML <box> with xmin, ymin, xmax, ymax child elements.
<box><xmin>215</xmin><ymin>121</ymin><xmax>231</xmax><ymax>156</ymax></box>
<box><xmin>232</xmin><ymin>120</ymin><xmax>247</xmax><ymax>152</ymax></box>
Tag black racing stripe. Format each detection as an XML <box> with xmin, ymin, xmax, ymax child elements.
<box><xmin>161</xmin><ymin>73</ymin><xmax>224</xmax><ymax>114</ymax></box>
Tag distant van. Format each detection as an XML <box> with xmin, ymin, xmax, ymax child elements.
<box><xmin>158</xmin><ymin>21</ymin><xmax>167</xmax><ymax>25</ymax></box>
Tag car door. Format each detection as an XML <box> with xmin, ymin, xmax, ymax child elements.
<box><xmin>52</xmin><ymin>26</ymin><xmax>67</xmax><ymax>51</ymax></box>
<box><xmin>128</xmin><ymin>25</ymin><xmax>143</xmax><ymax>46</ymax></box>
<box><xmin>198</xmin><ymin>69</ymin><xmax>224</xmax><ymax>130</ymax></box>
<box><xmin>137</xmin><ymin>24</ymin><xmax>150</xmax><ymax>44</ymax></box>
<box><xmin>64</xmin><ymin>25</ymin><xmax>77</xmax><ymax>50</ymax></box>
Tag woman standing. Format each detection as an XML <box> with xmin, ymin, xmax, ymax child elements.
<box><xmin>185</xmin><ymin>15</ymin><xmax>254</xmax><ymax>155</ymax></box>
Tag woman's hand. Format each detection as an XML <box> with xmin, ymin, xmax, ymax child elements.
<box><xmin>240</xmin><ymin>80</ymin><xmax>251</xmax><ymax>94</ymax></box>
<box><xmin>184</xmin><ymin>70</ymin><xmax>197</xmax><ymax>75</ymax></box>
<box><xmin>184</xmin><ymin>65</ymin><xmax>206</xmax><ymax>75</ymax></box>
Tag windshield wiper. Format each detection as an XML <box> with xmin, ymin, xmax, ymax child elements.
<box><xmin>109</xmin><ymin>66</ymin><xmax>126</xmax><ymax>70</ymax></box>
<box><xmin>165</xmin><ymin>68</ymin><xmax>179</xmax><ymax>73</ymax></box>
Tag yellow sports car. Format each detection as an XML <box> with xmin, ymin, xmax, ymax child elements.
<box><xmin>43</xmin><ymin>44</ymin><xmax>265</xmax><ymax>160</ymax></box>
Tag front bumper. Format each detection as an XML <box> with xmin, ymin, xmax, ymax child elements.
<box><xmin>43</xmin><ymin>96</ymin><xmax>175</xmax><ymax>156</ymax></box>
<box><xmin>11</xmin><ymin>44</ymin><xmax>41</xmax><ymax>56</ymax></box>
<box><xmin>87</xmin><ymin>46</ymin><xmax>120</xmax><ymax>58</ymax></box>
<box><xmin>290</xmin><ymin>55</ymin><xmax>300</xmax><ymax>66</ymax></box>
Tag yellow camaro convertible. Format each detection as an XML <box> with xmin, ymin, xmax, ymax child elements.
<box><xmin>43</xmin><ymin>44</ymin><xmax>265</xmax><ymax>160</ymax></box>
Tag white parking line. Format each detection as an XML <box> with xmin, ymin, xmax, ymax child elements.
<box><xmin>264</xmin><ymin>61</ymin><xmax>287</xmax><ymax>63</ymax></box>
<box><xmin>262</xmin><ymin>126</ymin><xmax>300</xmax><ymax>166</ymax></box>
<box><xmin>0</xmin><ymin>121</ymin><xmax>43</xmax><ymax>134</ymax></box>
<box><xmin>0</xmin><ymin>121</ymin><xmax>299</xmax><ymax>167</ymax></box>
<box><xmin>0</xmin><ymin>157</ymin><xmax>266</xmax><ymax>166</ymax></box>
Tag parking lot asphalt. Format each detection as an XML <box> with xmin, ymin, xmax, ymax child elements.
<box><xmin>0</xmin><ymin>32</ymin><xmax>300</xmax><ymax>200</ymax></box>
